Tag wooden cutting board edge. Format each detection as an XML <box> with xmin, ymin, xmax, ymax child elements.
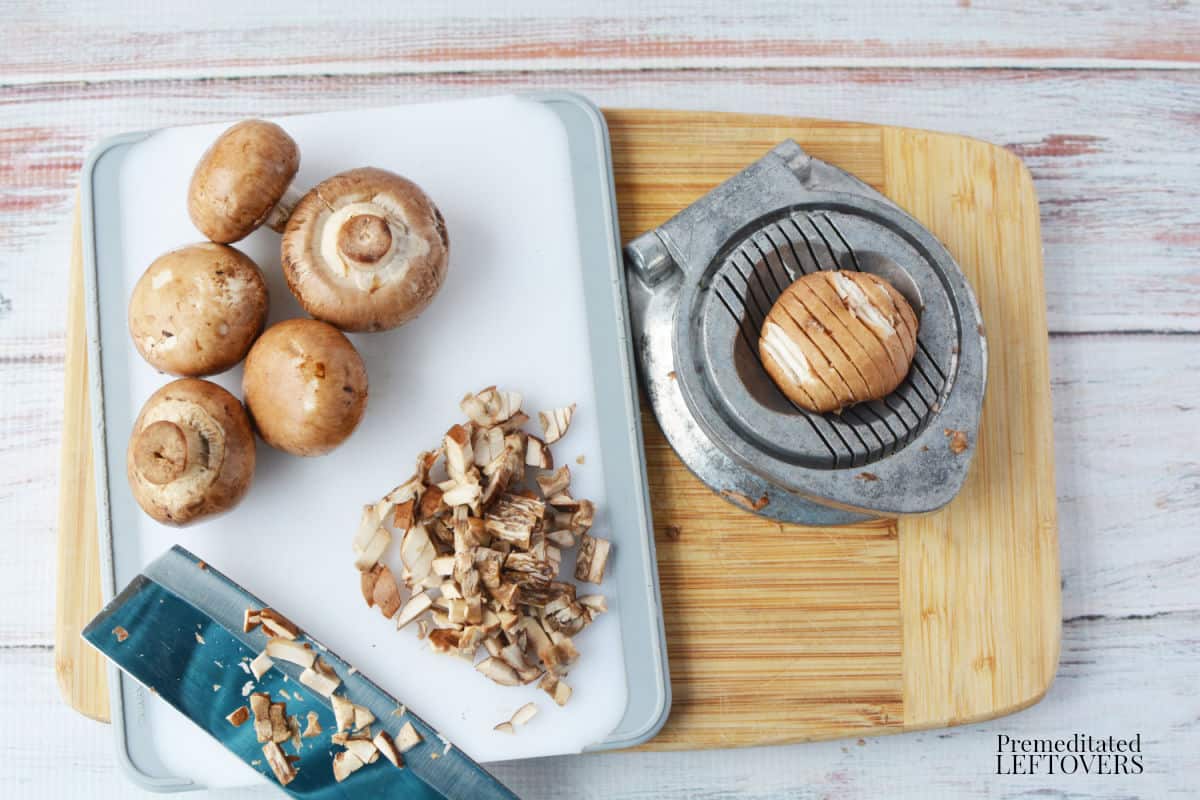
<box><xmin>54</xmin><ymin>109</ymin><xmax>1061</xmax><ymax>749</ymax></box>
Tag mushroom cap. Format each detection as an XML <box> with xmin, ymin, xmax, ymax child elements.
<box><xmin>242</xmin><ymin>318</ymin><xmax>368</xmax><ymax>456</ymax></box>
<box><xmin>129</xmin><ymin>243</ymin><xmax>269</xmax><ymax>377</ymax></box>
<box><xmin>759</xmin><ymin>270</ymin><xmax>918</xmax><ymax>414</ymax></box>
<box><xmin>126</xmin><ymin>378</ymin><xmax>256</xmax><ymax>525</ymax></box>
<box><xmin>188</xmin><ymin>119</ymin><xmax>300</xmax><ymax>243</ymax></box>
<box><xmin>281</xmin><ymin>167</ymin><xmax>449</xmax><ymax>332</ymax></box>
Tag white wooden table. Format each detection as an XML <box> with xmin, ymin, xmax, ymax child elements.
<box><xmin>2</xmin><ymin>2</ymin><xmax>1197</xmax><ymax>797</ymax></box>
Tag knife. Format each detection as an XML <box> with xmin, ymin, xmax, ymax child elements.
<box><xmin>82</xmin><ymin>545</ymin><xmax>519</xmax><ymax>799</ymax></box>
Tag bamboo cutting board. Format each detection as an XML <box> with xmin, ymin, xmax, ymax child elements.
<box><xmin>55</xmin><ymin>109</ymin><xmax>1060</xmax><ymax>750</ymax></box>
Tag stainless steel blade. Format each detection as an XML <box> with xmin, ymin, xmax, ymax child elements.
<box><xmin>82</xmin><ymin>545</ymin><xmax>519</xmax><ymax>800</ymax></box>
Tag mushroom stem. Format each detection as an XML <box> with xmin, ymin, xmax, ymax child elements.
<box><xmin>132</xmin><ymin>419</ymin><xmax>200</xmax><ymax>485</ymax></box>
<box><xmin>264</xmin><ymin>184</ymin><xmax>304</xmax><ymax>234</ymax></box>
<box><xmin>338</xmin><ymin>214</ymin><xmax>393</xmax><ymax>270</ymax></box>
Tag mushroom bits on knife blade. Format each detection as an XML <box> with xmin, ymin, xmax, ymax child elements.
<box><xmin>242</xmin><ymin>318</ymin><xmax>368</xmax><ymax>457</ymax></box>
<box><xmin>126</xmin><ymin>378</ymin><xmax>256</xmax><ymax>525</ymax></box>
<box><xmin>188</xmin><ymin>119</ymin><xmax>301</xmax><ymax>244</ymax></box>
<box><xmin>281</xmin><ymin>167</ymin><xmax>449</xmax><ymax>332</ymax></box>
<box><xmin>128</xmin><ymin>243</ymin><xmax>269</xmax><ymax>377</ymax></box>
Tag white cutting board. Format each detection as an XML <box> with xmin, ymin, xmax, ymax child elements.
<box><xmin>94</xmin><ymin>95</ymin><xmax>627</xmax><ymax>788</ymax></box>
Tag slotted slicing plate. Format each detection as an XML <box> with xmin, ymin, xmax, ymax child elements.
<box><xmin>59</xmin><ymin>108</ymin><xmax>1061</xmax><ymax>753</ymax></box>
<box><xmin>626</xmin><ymin>140</ymin><xmax>986</xmax><ymax>523</ymax></box>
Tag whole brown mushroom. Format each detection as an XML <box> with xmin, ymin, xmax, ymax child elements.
<box><xmin>281</xmin><ymin>167</ymin><xmax>449</xmax><ymax>332</ymax></box>
<box><xmin>188</xmin><ymin>119</ymin><xmax>301</xmax><ymax>244</ymax></box>
<box><xmin>128</xmin><ymin>243</ymin><xmax>269</xmax><ymax>377</ymax></box>
<box><xmin>127</xmin><ymin>378</ymin><xmax>256</xmax><ymax>525</ymax></box>
<box><xmin>242</xmin><ymin>318</ymin><xmax>368</xmax><ymax>456</ymax></box>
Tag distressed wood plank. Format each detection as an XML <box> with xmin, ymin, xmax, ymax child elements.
<box><xmin>2</xmin><ymin>0</ymin><xmax>1199</xmax><ymax>84</ymax></box>
<box><xmin>2</xmin><ymin>69</ymin><xmax>1198</xmax><ymax>335</ymax></box>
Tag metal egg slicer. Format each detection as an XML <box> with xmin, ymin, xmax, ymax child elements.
<box><xmin>624</xmin><ymin>140</ymin><xmax>988</xmax><ymax>525</ymax></box>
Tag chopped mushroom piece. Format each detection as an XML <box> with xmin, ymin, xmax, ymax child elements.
<box><xmin>395</xmin><ymin>721</ymin><xmax>423</xmax><ymax>752</ymax></box>
<box><xmin>374</xmin><ymin>731</ymin><xmax>403</xmax><ymax>768</ymax></box>
<box><xmin>472</xmin><ymin>426</ymin><xmax>505</xmax><ymax>468</ymax></box>
<box><xmin>243</xmin><ymin>609</ymin><xmax>261</xmax><ymax>633</ymax></box>
<box><xmin>475</xmin><ymin>657</ymin><xmax>521</xmax><ymax>686</ymax></box>
<box><xmin>332</xmin><ymin>749</ymin><xmax>365</xmax><ymax>782</ymax></box>
<box><xmin>393</xmin><ymin>498</ymin><xmax>417</xmax><ymax>531</ymax></box>
<box><xmin>250</xmin><ymin>693</ymin><xmax>273</xmax><ymax>743</ymax></box>
<box><xmin>418</xmin><ymin>484</ymin><xmax>446</xmax><ymax>521</ymax></box>
<box><xmin>396</xmin><ymin>592</ymin><xmax>433</xmax><ymax>630</ymax></box>
<box><xmin>510</xmin><ymin>702</ymin><xmax>539</xmax><ymax>727</ymax></box>
<box><xmin>371</xmin><ymin>565</ymin><xmax>403</xmax><ymax>618</ymax></box>
<box><xmin>269</xmin><ymin>702</ymin><xmax>291</xmax><ymax>744</ymax></box>
<box><xmin>524</xmin><ymin>435</ymin><xmax>553</xmax><ymax>470</ymax></box>
<box><xmin>265</xmin><ymin>638</ymin><xmax>315</xmax><ymax>669</ymax></box>
<box><xmin>431</xmin><ymin>555</ymin><xmax>455</xmax><ymax>576</ymax></box>
<box><xmin>353</xmin><ymin>525</ymin><xmax>392</xmax><ymax>571</ymax></box>
<box><xmin>354</xmin><ymin>705</ymin><xmax>376</xmax><ymax>731</ymax></box>
<box><xmin>518</xmin><ymin>617</ymin><xmax>560</xmax><ymax>671</ymax></box>
<box><xmin>575</xmin><ymin>534</ymin><xmax>611</xmax><ymax>584</ymax></box>
<box><xmin>352</xmin><ymin>503</ymin><xmax>386</xmax><ymax>552</ymax></box>
<box><xmin>332</xmin><ymin>694</ymin><xmax>356</xmax><ymax>733</ymax></box>
<box><xmin>428</xmin><ymin>629</ymin><xmax>460</xmax><ymax>654</ymax></box>
<box><xmin>443</xmin><ymin>424</ymin><xmax>474</xmax><ymax>481</ymax></box>
<box><xmin>485</xmin><ymin>494</ymin><xmax>544</xmax><ymax>549</ymax></box>
<box><xmin>262</xmin><ymin>741</ymin><xmax>297</xmax><ymax>786</ymax></box>
<box><xmin>299</xmin><ymin>658</ymin><xmax>341</xmax><ymax>697</ymax></box>
<box><xmin>226</xmin><ymin>706</ymin><xmax>250</xmax><ymax>727</ymax></box>
<box><xmin>302</xmin><ymin>710</ymin><xmax>322</xmax><ymax>738</ymax></box>
<box><xmin>345</xmin><ymin>737</ymin><xmax>380</xmax><ymax>765</ymax></box>
<box><xmin>332</xmin><ymin>729</ymin><xmax>371</xmax><ymax>745</ymax></box>
<box><xmin>460</xmin><ymin>387</ymin><xmax>523</xmax><ymax>427</ymax></box>
<box><xmin>579</xmin><ymin>594</ymin><xmax>608</xmax><ymax>616</ymax></box>
<box><xmin>493</xmin><ymin>721</ymin><xmax>515</xmax><ymax>735</ymax></box>
<box><xmin>360</xmin><ymin>565</ymin><xmax>381</xmax><ymax>607</ymax></box>
<box><xmin>250</xmin><ymin>651</ymin><xmax>274</xmax><ymax>680</ymax></box>
<box><xmin>535</xmin><ymin>465</ymin><xmax>571</xmax><ymax>498</ymax></box>
<box><xmin>538</xmin><ymin>404</ymin><xmax>576</xmax><ymax>443</ymax></box>
<box><xmin>441</xmin><ymin>479</ymin><xmax>482</xmax><ymax>509</ymax></box>
<box><xmin>546</xmin><ymin>529</ymin><xmax>576</xmax><ymax>548</ymax></box>
<box><xmin>259</xmin><ymin>609</ymin><xmax>300</xmax><ymax>640</ymax></box>
<box><xmin>400</xmin><ymin>525</ymin><xmax>436</xmax><ymax>585</ymax></box>
<box><xmin>539</xmin><ymin>673</ymin><xmax>573</xmax><ymax>706</ymax></box>
<box><xmin>570</xmin><ymin>500</ymin><xmax>595</xmax><ymax>535</ymax></box>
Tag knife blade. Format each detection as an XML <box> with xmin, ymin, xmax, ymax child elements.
<box><xmin>82</xmin><ymin>545</ymin><xmax>519</xmax><ymax>799</ymax></box>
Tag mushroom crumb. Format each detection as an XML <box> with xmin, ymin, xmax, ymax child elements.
<box><xmin>112</xmin><ymin>626</ymin><xmax>129</xmax><ymax>643</ymax></box>
<box><xmin>302</xmin><ymin>710</ymin><xmax>322</xmax><ymax>738</ymax></box>
<box><xmin>945</xmin><ymin>428</ymin><xmax>970</xmax><ymax>454</ymax></box>
<box><xmin>719</xmin><ymin>489</ymin><xmax>770</xmax><ymax>512</ymax></box>
<box><xmin>226</xmin><ymin>706</ymin><xmax>250</xmax><ymax>727</ymax></box>
<box><xmin>354</xmin><ymin>389</ymin><xmax>610</xmax><ymax>717</ymax></box>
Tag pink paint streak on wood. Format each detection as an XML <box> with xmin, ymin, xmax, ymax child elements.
<box><xmin>0</xmin><ymin>2</ymin><xmax>1199</xmax><ymax>82</ymax></box>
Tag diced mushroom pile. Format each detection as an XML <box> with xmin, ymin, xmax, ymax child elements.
<box><xmin>354</xmin><ymin>388</ymin><xmax>612</xmax><ymax>711</ymax></box>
